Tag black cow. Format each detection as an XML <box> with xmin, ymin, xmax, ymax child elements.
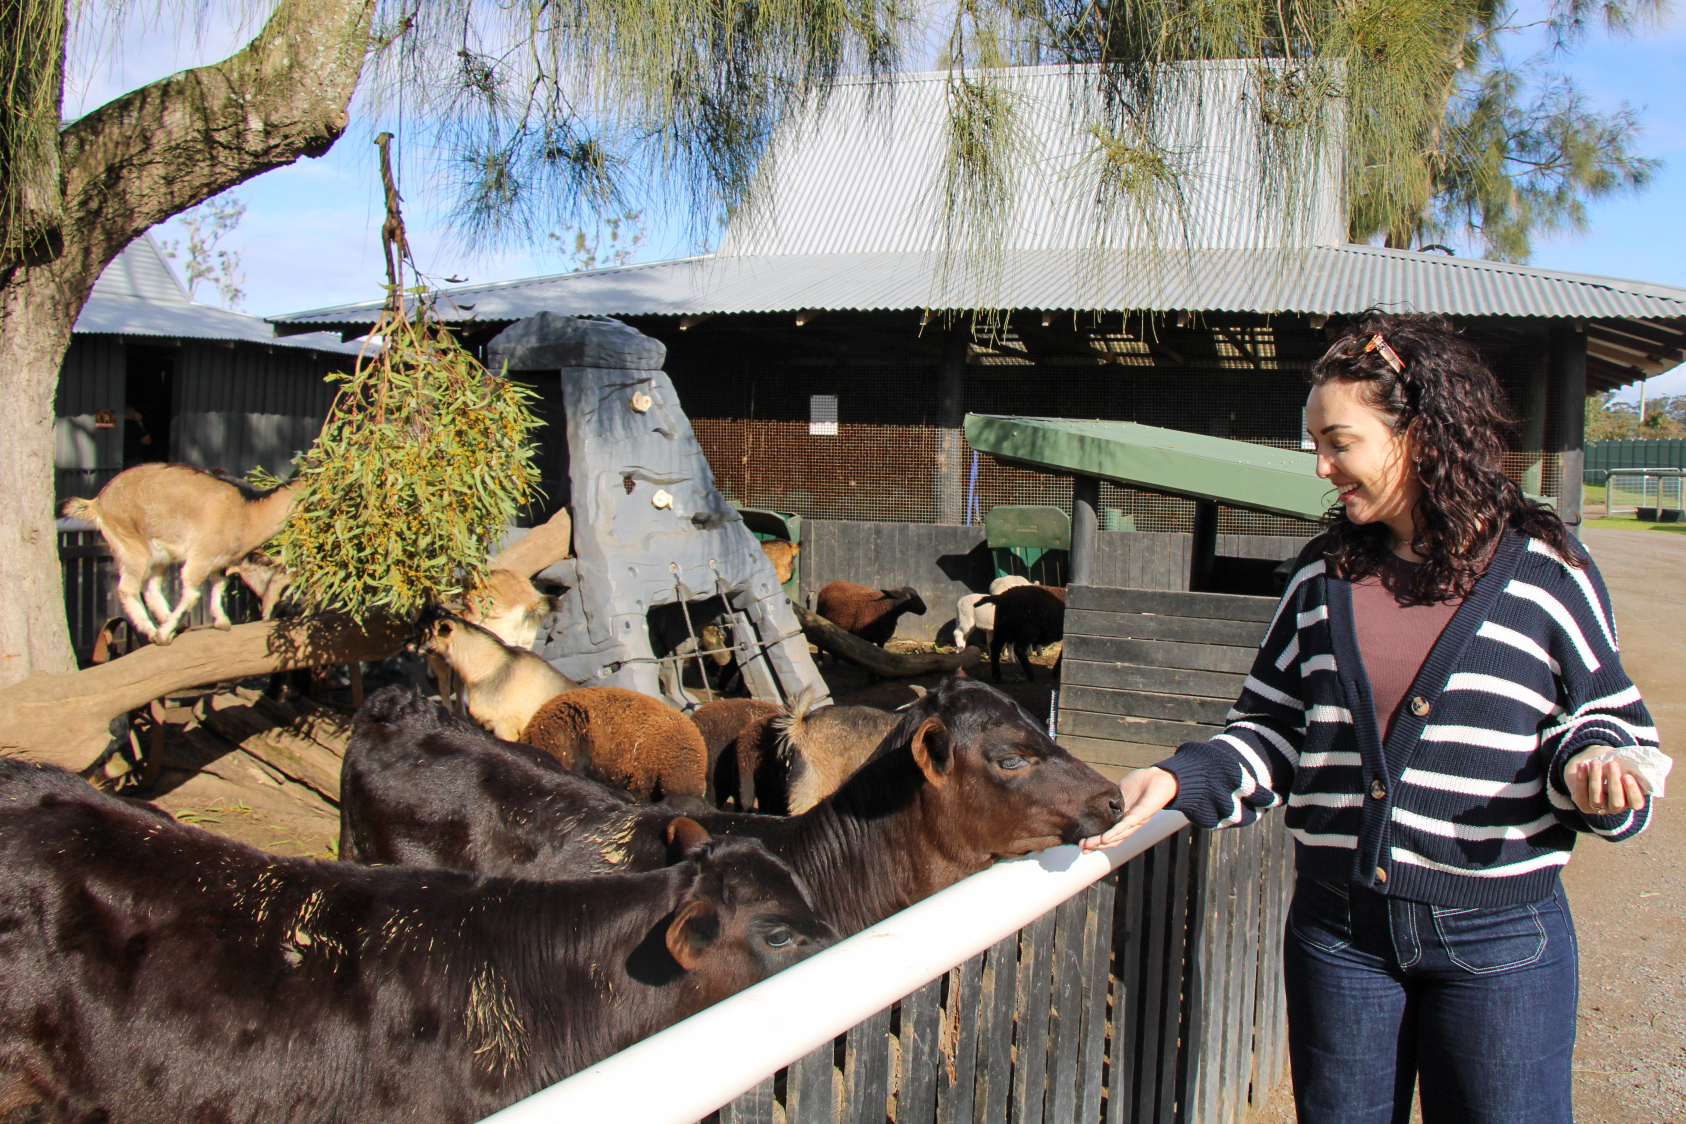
<box><xmin>0</xmin><ymin>760</ymin><xmax>833</xmax><ymax>1124</ymax></box>
<box><xmin>341</xmin><ymin>677</ymin><xmax>1124</xmax><ymax>936</ymax></box>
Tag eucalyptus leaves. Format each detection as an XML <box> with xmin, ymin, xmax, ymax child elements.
<box><xmin>275</xmin><ymin>297</ymin><xmax>542</xmax><ymax>623</ymax></box>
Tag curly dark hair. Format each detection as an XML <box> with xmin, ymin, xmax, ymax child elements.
<box><xmin>1310</xmin><ymin>310</ymin><xmax>1584</xmax><ymax>602</ymax></box>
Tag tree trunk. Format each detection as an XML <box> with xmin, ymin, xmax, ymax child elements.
<box><xmin>0</xmin><ymin>0</ymin><xmax>375</xmax><ymax>690</ymax></box>
<box><xmin>0</xmin><ymin>614</ymin><xmax>406</xmax><ymax>771</ymax></box>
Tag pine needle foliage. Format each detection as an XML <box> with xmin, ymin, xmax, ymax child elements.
<box><xmin>0</xmin><ymin>0</ymin><xmax>65</xmax><ymax>263</ymax></box>
<box><xmin>273</xmin><ymin>297</ymin><xmax>542</xmax><ymax>623</ymax></box>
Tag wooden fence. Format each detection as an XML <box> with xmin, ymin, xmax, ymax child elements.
<box><xmin>696</xmin><ymin>819</ymin><xmax>1292</xmax><ymax>1124</ymax></box>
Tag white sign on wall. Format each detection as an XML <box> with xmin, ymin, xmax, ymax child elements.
<box><xmin>810</xmin><ymin>394</ymin><xmax>839</xmax><ymax>436</ymax></box>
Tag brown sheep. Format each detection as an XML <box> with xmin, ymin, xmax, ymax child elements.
<box><xmin>520</xmin><ymin>687</ymin><xmax>708</xmax><ymax>805</ymax></box>
<box><xmin>759</xmin><ymin>540</ymin><xmax>801</xmax><ymax>585</ymax></box>
<box><xmin>733</xmin><ymin>690</ymin><xmax>900</xmax><ymax>814</ymax></box>
<box><xmin>977</xmin><ymin>584</ymin><xmax>1068</xmax><ymax>682</ymax></box>
<box><xmin>690</xmin><ymin>698</ymin><xmax>782</xmax><ymax>808</ymax></box>
<box><xmin>815</xmin><ymin>581</ymin><xmax>928</xmax><ymax>646</ymax></box>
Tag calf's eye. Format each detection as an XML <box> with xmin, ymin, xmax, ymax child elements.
<box><xmin>997</xmin><ymin>755</ymin><xmax>1029</xmax><ymax>771</ymax></box>
<box><xmin>763</xmin><ymin>928</ymin><xmax>795</xmax><ymax>949</ymax></box>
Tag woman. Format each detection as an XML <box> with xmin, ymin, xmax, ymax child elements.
<box><xmin>1083</xmin><ymin>312</ymin><xmax>1669</xmax><ymax>1124</ymax></box>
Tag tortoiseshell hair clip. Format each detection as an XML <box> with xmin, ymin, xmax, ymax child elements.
<box><xmin>1361</xmin><ymin>333</ymin><xmax>1406</xmax><ymax>374</ymax></box>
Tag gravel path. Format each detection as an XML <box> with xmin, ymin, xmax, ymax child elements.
<box><xmin>1251</xmin><ymin>528</ymin><xmax>1685</xmax><ymax>1123</ymax></box>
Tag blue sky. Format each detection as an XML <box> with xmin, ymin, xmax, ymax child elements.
<box><xmin>66</xmin><ymin>2</ymin><xmax>1686</xmax><ymax>401</ymax></box>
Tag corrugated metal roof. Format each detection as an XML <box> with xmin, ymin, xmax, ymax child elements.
<box><xmin>717</xmin><ymin>63</ymin><xmax>1345</xmax><ymax>256</ymax></box>
<box><xmin>77</xmin><ymin>235</ymin><xmax>362</xmax><ymax>354</ymax></box>
<box><xmin>270</xmin><ymin>244</ymin><xmax>1686</xmax><ymax>325</ymax></box>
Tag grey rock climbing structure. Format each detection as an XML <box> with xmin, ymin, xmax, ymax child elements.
<box><xmin>488</xmin><ymin>313</ymin><xmax>829</xmax><ymax>710</ymax></box>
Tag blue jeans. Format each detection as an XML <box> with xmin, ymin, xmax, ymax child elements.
<box><xmin>1282</xmin><ymin>877</ymin><xmax>1578</xmax><ymax>1124</ymax></box>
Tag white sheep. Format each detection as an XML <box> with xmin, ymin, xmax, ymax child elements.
<box><xmin>952</xmin><ymin>574</ymin><xmax>1032</xmax><ymax>649</ymax></box>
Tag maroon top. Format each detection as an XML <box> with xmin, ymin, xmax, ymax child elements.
<box><xmin>1350</xmin><ymin>555</ymin><xmax>1463</xmax><ymax>741</ymax></box>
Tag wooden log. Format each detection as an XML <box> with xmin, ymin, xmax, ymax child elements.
<box><xmin>793</xmin><ymin>605</ymin><xmax>981</xmax><ymax>678</ymax></box>
<box><xmin>0</xmin><ymin>615</ymin><xmax>407</xmax><ymax>772</ymax></box>
<box><xmin>199</xmin><ymin>697</ymin><xmax>344</xmax><ymax>804</ymax></box>
<box><xmin>491</xmin><ymin>508</ymin><xmax>573</xmax><ymax>578</ymax></box>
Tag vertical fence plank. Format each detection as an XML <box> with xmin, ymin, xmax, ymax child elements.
<box><xmin>1076</xmin><ymin>877</ymin><xmax>1116</xmax><ymax>1124</ymax></box>
<box><xmin>1011</xmin><ymin>908</ymin><xmax>1057</xmax><ymax>1124</ymax></box>
<box><xmin>1134</xmin><ymin>835</ymin><xmax>1174</xmax><ymax>1123</ymax></box>
<box><xmin>938</xmin><ymin>955</ymin><xmax>984</xmax><ymax>1124</ymax></box>
<box><xmin>789</xmin><ymin>1040</ymin><xmax>839</xmax><ymax>1124</ymax></box>
<box><xmin>1153</xmin><ymin>832</ymin><xmax>1192</xmax><ymax>1124</ymax></box>
<box><xmin>846</xmin><ymin>1006</ymin><xmax>893</xmax><ymax>1124</ymax></box>
<box><xmin>1182</xmin><ymin>828</ymin><xmax>1227</xmax><ymax>1124</ymax></box>
<box><xmin>975</xmin><ymin>933</ymin><xmax>1020</xmax><ymax>1124</ymax></box>
<box><xmin>899</xmin><ymin>977</ymin><xmax>943</xmax><ymax>1124</ymax></box>
<box><xmin>1225</xmin><ymin>823</ymin><xmax>1265</xmax><ymax>1124</ymax></box>
<box><xmin>720</xmin><ymin>1076</ymin><xmax>778</xmax><ymax>1124</ymax></box>
<box><xmin>1107</xmin><ymin>851</ymin><xmax>1146</xmax><ymax>1124</ymax></box>
<box><xmin>1043</xmin><ymin>892</ymin><xmax>1088</xmax><ymax>1124</ymax></box>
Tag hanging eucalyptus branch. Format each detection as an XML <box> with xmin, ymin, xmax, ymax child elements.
<box><xmin>272</xmin><ymin>134</ymin><xmax>542</xmax><ymax>623</ymax></box>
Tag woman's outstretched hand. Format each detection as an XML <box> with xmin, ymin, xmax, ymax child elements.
<box><xmin>1081</xmin><ymin>767</ymin><xmax>1180</xmax><ymax>852</ymax></box>
<box><xmin>1567</xmin><ymin>754</ymin><xmax>1648</xmax><ymax>817</ymax></box>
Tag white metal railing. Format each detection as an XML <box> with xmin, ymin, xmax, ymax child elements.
<box><xmin>478</xmin><ymin>809</ymin><xmax>1191</xmax><ymax>1124</ymax></box>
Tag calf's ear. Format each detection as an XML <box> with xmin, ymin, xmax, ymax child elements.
<box><xmin>667</xmin><ymin>899</ymin><xmax>722</xmax><ymax>970</ymax></box>
<box><xmin>665</xmin><ymin>816</ymin><xmax>712</xmax><ymax>861</ymax></box>
<box><xmin>912</xmin><ymin>717</ymin><xmax>953</xmax><ymax>785</ymax></box>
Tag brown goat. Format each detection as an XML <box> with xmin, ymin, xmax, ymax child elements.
<box><xmin>226</xmin><ymin>550</ymin><xmax>294</xmax><ymax>620</ymax></box>
<box><xmin>61</xmin><ymin>463</ymin><xmax>296</xmax><ymax>645</ymax></box>
<box><xmin>690</xmin><ymin>698</ymin><xmax>782</xmax><ymax>807</ymax></box>
<box><xmin>463</xmin><ymin>568</ymin><xmax>554</xmax><ymax>651</ymax></box>
<box><xmin>815</xmin><ymin>581</ymin><xmax>928</xmax><ymax>646</ymax></box>
<box><xmin>759</xmin><ymin>540</ymin><xmax>801</xmax><ymax>585</ymax></box>
<box><xmin>520</xmin><ymin>686</ymin><xmax>709</xmax><ymax>804</ymax></box>
<box><xmin>411</xmin><ymin>609</ymin><xmax>576</xmax><ymax>739</ymax></box>
<box><xmin>732</xmin><ymin>690</ymin><xmax>900</xmax><ymax>814</ymax></box>
<box><xmin>978</xmin><ymin>584</ymin><xmax>1068</xmax><ymax>682</ymax></box>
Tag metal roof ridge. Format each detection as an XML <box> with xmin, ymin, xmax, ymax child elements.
<box><xmin>1325</xmin><ymin>243</ymin><xmax>1686</xmax><ymax>306</ymax></box>
<box><xmin>268</xmin><ymin>253</ymin><xmax>716</xmax><ymax>324</ymax></box>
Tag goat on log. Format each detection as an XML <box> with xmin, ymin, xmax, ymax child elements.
<box><xmin>61</xmin><ymin>463</ymin><xmax>296</xmax><ymax>645</ymax></box>
<box><xmin>0</xmin><ymin>760</ymin><xmax>833</xmax><ymax>1124</ymax></box>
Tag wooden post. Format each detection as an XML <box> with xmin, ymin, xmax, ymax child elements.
<box><xmin>348</xmin><ymin>661</ymin><xmax>364</xmax><ymax>708</ymax></box>
<box><xmin>1070</xmin><ymin>475</ymin><xmax>1100</xmax><ymax>587</ymax></box>
<box><xmin>1189</xmin><ymin>501</ymin><xmax>1218</xmax><ymax>592</ymax></box>
<box><xmin>1548</xmin><ymin>321</ymin><xmax>1588</xmax><ymax>530</ymax></box>
<box><xmin>935</xmin><ymin>328</ymin><xmax>967</xmax><ymax>525</ymax></box>
<box><xmin>1518</xmin><ymin>344</ymin><xmax>1550</xmax><ymax>497</ymax></box>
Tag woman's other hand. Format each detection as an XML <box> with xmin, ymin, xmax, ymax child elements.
<box><xmin>1567</xmin><ymin>754</ymin><xmax>1648</xmax><ymax>816</ymax></box>
<box><xmin>1081</xmin><ymin>767</ymin><xmax>1179</xmax><ymax>851</ymax></box>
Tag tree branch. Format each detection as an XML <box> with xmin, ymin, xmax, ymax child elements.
<box><xmin>53</xmin><ymin>0</ymin><xmax>376</xmax><ymax>280</ymax></box>
<box><xmin>0</xmin><ymin>615</ymin><xmax>406</xmax><ymax>772</ymax></box>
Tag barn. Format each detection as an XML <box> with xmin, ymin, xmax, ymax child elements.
<box><xmin>55</xmin><ymin>233</ymin><xmax>360</xmax><ymax>505</ymax></box>
<box><xmin>270</xmin><ymin>64</ymin><xmax>1686</xmax><ymax>638</ymax></box>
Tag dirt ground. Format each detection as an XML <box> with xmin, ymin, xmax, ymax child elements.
<box><xmin>1250</xmin><ymin>528</ymin><xmax>1686</xmax><ymax>1124</ymax></box>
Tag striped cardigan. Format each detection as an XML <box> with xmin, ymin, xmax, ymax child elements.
<box><xmin>1160</xmin><ymin>529</ymin><xmax>1658</xmax><ymax>907</ymax></box>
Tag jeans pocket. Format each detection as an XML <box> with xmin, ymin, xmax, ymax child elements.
<box><xmin>1431</xmin><ymin>902</ymin><xmax>1548</xmax><ymax>975</ymax></box>
<box><xmin>1289</xmin><ymin>878</ymin><xmax>1353</xmax><ymax>953</ymax></box>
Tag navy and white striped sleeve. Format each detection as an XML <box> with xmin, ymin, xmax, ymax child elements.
<box><xmin>1157</xmin><ymin>559</ymin><xmax>1318</xmax><ymax>830</ymax></box>
<box><xmin>1532</xmin><ymin>544</ymin><xmax>1658</xmax><ymax>841</ymax></box>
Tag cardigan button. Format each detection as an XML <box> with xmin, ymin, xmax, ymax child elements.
<box><xmin>1409</xmin><ymin>696</ymin><xmax>1431</xmax><ymax>717</ymax></box>
<box><xmin>1374</xmin><ymin>866</ymin><xmax>1388</xmax><ymax>884</ymax></box>
<box><xmin>1369</xmin><ymin>779</ymin><xmax>1387</xmax><ymax>800</ymax></box>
